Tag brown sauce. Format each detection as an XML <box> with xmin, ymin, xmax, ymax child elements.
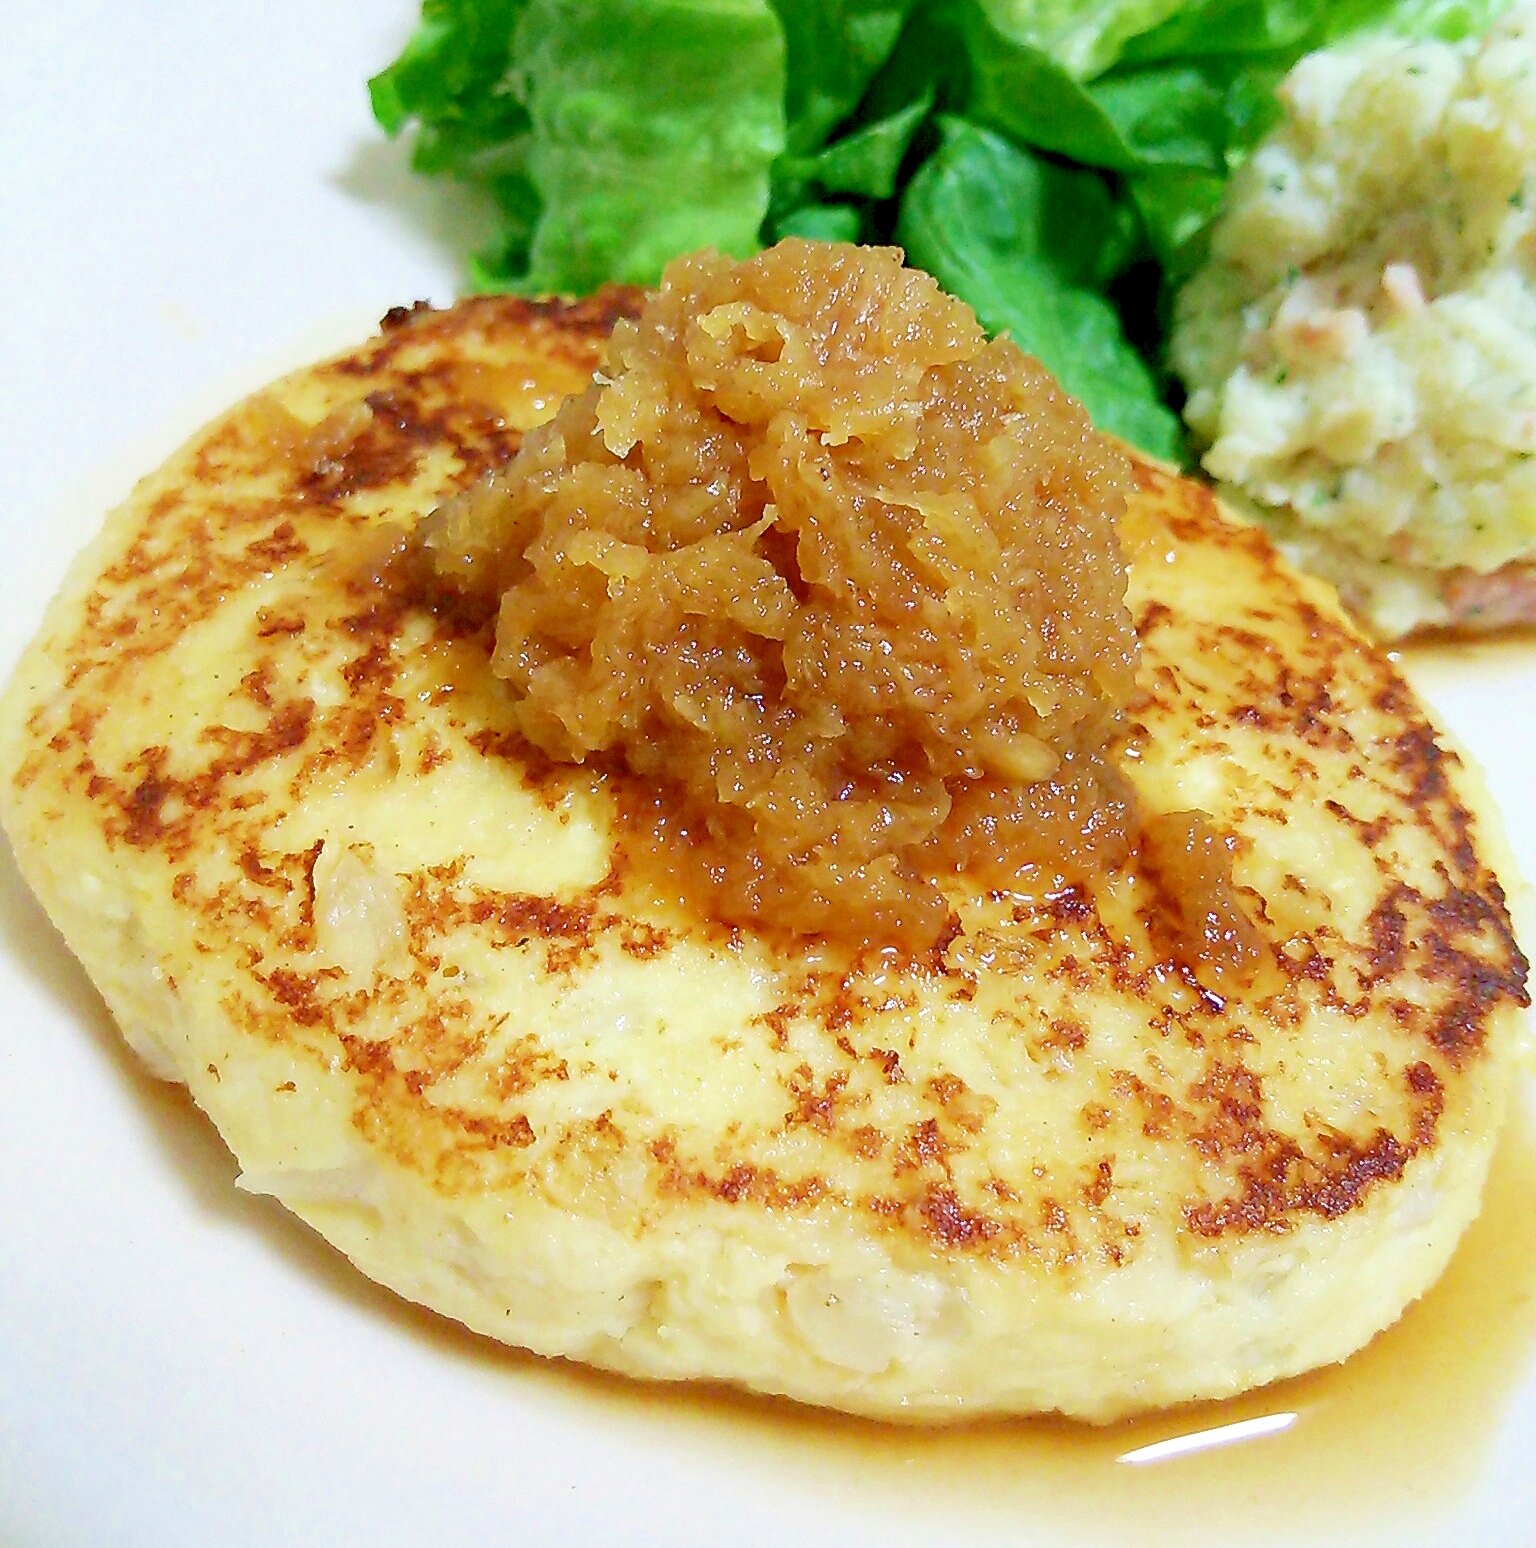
<box><xmin>445</xmin><ymin>1105</ymin><xmax>1536</xmax><ymax>1543</ymax></box>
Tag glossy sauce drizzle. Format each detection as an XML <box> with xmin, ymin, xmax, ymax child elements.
<box><xmin>506</xmin><ymin>1103</ymin><xmax>1536</xmax><ymax>1546</ymax></box>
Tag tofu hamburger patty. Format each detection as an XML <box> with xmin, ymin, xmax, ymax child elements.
<box><xmin>0</xmin><ymin>290</ymin><xmax>1527</xmax><ymax>1421</ymax></box>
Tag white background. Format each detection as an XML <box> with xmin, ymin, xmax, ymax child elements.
<box><xmin>2</xmin><ymin>6</ymin><xmax>1533</xmax><ymax>1546</ymax></box>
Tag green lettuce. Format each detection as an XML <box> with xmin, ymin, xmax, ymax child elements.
<box><xmin>369</xmin><ymin>0</ymin><xmax>540</xmax><ymax>280</ymax></box>
<box><xmin>372</xmin><ymin>0</ymin><xmax>785</xmax><ymax>291</ymax></box>
<box><xmin>513</xmin><ymin>0</ymin><xmax>785</xmax><ymax>292</ymax></box>
<box><xmin>777</xmin><ymin>93</ymin><xmax>933</xmax><ymax>202</ymax></box>
<box><xmin>898</xmin><ymin>118</ymin><xmax>1182</xmax><ymax>457</ymax></box>
<box><xmin>972</xmin><ymin>0</ymin><xmax>1187</xmax><ymax>78</ymax></box>
<box><xmin>370</xmin><ymin>0</ymin><xmax>1513</xmax><ymax>458</ymax></box>
<box><xmin>1119</xmin><ymin>0</ymin><xmax>1505</xmax><ymax>63</ymax></box>
<box><xmin>967</xmin><ymin>40</ymin><xmax>1233</xmax><ymax>174</ymax></box>
<box><xmin>768</xmin><ymin>92</ymin><xmax>932</xmax><ymax>241</ymax></box>
<box><xmin>772</xmin><ymin>0</ymin><xmax>925</xmax><ymax>152</ymax></box>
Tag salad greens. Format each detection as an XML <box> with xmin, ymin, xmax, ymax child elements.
<box><xmin>514</xmin><ymin>0</ymin><xmax>784</xmax><ymax>292</ymax></box>
<box><xmin>371</xmin><ymin>0</ymin><xmax>1509</xmax><ymax>457</ymax></box>
<box><xmin>896</xmin><ymin>117</ymin><xmax>1180</xmax><ymax>454</ymax></box>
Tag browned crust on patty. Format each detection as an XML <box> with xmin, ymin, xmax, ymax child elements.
<box><xmin>5</xmin><ymin>296</ymin><xmax>1527</xmax><ymax>1281</ymax></box>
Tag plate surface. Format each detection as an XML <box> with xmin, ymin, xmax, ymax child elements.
<box><xmin>2</xmin><ymin>7</ymin><xmax>1533</xmax><ymax>1546</ymax></box>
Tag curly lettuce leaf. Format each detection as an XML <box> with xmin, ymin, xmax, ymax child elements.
<box><xmin>972</xmin><ymin>0</ymin><xmax>1186</xmax><ymax>78</ymax></box>
<box><xmin>897</xmin><ymin>117</ymin><xmax>1183</xmax><ymax>457</ymax></box>
<box><xmin>1128</xmin><ymin>166</ymin><xmax>1227</xmax><ymax>271</ymax></box>
<box><xmin>1119</xmin><ymin>0</ymin><xmax>1506</xmax><ymax>61</ymax></box>
<box><xmin>859</xmin><ymin>0</ymin><xmax>976</xmax><ymax>121</ymax></box>
<box><xmin>768</xmin><ymin>92</ymin><xmax>932</xmax><ymax>241</ymax></box>
<box><xmin>781</xmin><ymin>92</ymin><xmax>932</xmax><ymax>200</ymax></box>
<box><xmin>1118</xmin><ymin>0</ymin><xmax>1322</xmax><ymax>62</ymax></box>
<box><xmin>771</xmin><ymin>0</ymin><xmax>925</xmax><ymax>152</ymax></box>
<box><xmin>369</xmin><ymin>0</ymin><xmax>542</xmax><ymax>275</ymax></box>
<box><xmin>373</xmin><ymin>0</ymin><xmax>785</xmax><ymax>293</ymax></box>
<box><xmin>964</xmin><ymin>12</ymin><xmax>1239</xmax><ymax>174</ymax></box>
<box><xmin>514</xmin><ymin>0</ymin><xmax>786</xmax><ymax>292</ymax></box>
<box><xmin>772</xmin><ymin>202</ymin><xmax>867</xmax><ymax>241</ymax></box>
<box><xmin>1321</xmin><ymin>0</ymin><xmax>1512</xmax><ymax>40</ymax></box>
<box><xmin>369</xmin><ymin>0</ymin><xmax>527</xmax><ymax>153</ymax></box>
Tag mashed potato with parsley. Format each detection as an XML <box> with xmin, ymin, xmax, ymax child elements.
<box><xmin>1171</xmin><ymin>1</ymin><xmax>1536</xmax><ymax>637</ymax></box>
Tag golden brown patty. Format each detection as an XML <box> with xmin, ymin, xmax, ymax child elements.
<box><xmin>0</xmin><ymin>293</ymin><xmax>1528</xmax><ymax>1421</ymax></box>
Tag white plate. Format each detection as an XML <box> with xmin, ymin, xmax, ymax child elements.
<box><xmin>2</xmin><ymin>8</ymin><xmax>1533</xmax><ymax>1546</ymax></box>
